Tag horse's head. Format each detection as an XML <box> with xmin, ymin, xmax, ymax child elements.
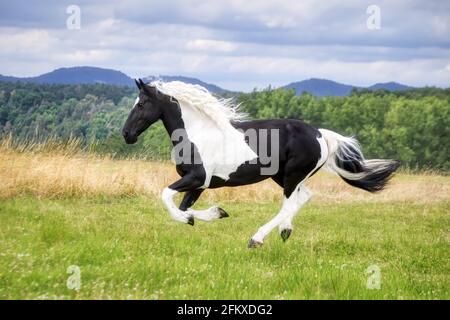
<box><xmin>122</xmin><ymin>78</ymin><xmax>168</xmax><ymax>144</ymax></box>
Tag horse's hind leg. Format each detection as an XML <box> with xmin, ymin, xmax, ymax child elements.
<box><xmin>274</xmin><ymin>134</ymin><xmax>327</xmax><ymax>242</ymax></box>
<box><xmin>248</xmin><ymin>182</ymin><xmax>311</xmax><ymax>247</ymax></box>
<box><xmin>278</xmin><ymin>185</ymin><xmax>312</xmax><ymax>241</ymax></box>
<box><xmin>179</xmin><ymin>190</ymin><xmax>229</xmax><ymax>222</ymax></box>
<box><xmin>269</xmin><ymin>173</ymin><xmax>313</xmax><ymax>242</ymax></box>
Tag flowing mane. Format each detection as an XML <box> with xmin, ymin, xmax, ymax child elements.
<box><xmin>150</xmin><ymin>81</ymin><xmax>245</xmax><ymax>128</ymax></box>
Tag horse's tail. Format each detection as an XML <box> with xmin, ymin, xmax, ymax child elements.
<box><xmin>319</xmin><ymin>128</ymin><xmax>400</xmax><ymax>193</ymax></box>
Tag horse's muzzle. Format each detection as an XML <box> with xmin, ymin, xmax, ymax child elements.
<box><xmin>122</xmin><ymin>130</ymin><xmax>137</xmax><ymax>144</ymax></box>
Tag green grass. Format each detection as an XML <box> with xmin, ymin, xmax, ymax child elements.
<box><xmin>0</xmin><ymin>196</ymin><xmax>448</xmax><ymax>299</ymax></box>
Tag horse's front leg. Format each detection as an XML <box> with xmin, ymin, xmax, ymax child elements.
<box><xmin>179</xmin><ymin>189</ymin><xmax>229</xmax><ymax>222</ymax></box>
<box><xmin>162</xmin><ymin>174</ymin><xmax>204</xmax><ymax>225</ymax></box>
<box><xmin>179</xmin><ymin>189</ymin><xmax>204</xmax><ymax>211</ymax></box>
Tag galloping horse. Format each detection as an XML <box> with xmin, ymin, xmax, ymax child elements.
<box><xmin>122</xmin><ymin>79</ymin><xmax>399</xmax><ymax>247</ymax></box>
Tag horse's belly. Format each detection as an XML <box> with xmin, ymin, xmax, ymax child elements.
<box><xmin>208</xmin><ymin>163</ymin><xmax>271</xmax><ymax>188</ymax></box>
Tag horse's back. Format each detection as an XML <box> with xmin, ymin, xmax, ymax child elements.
<box><xmin>233</xmin><ymin>118</ymin><xmax>322</xmax><ymax>157</ymax></box>
<box><xmin>206</xmin><ymin>118</ymin><xmax>323</xmax><ymax>188</ymax></box>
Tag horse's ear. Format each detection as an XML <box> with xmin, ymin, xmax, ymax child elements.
<box><xmin>138</xmin><ymin>79</ymin><xmax>159</xmax><ymax>98</ymax></box>
<box><xmin>139</xmin><ymin>78</ymin><xmax>154</xmax><ymax>96</ymax></box>
<box><xmin>134</xmin><ymin>79</ymin><xmax>141</xmax><ymax>90</ymax></box>
<box><xmin>137</xmin><ymin>78</ymin><xmax>165</xmax><ymax>100</ymax></box>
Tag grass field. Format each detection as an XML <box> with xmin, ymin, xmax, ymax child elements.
<box><xmin>0</xmin><ymin>140</ymin><xmax>449</xmax><ymax>299</ymax></box>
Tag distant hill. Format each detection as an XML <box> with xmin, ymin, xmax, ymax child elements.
<box><xmin>283</xmin><ymin>78</ymin><xmax>356</xmax><ymax>96</ymax></box>
<box><xmin>0</xmin><ymin>67</ymin><xmax>134</xmax><ymax>86</ymax></box>
<box><xmin>0</xmin><ymin>67</ymin><xmax>230</xmax><ymax>93</ymax></box>
<box><xmin>282</xmin><ymin>78</ymin><xmax>416</xmax><ymax>96</ymax></box>
<box><xmin>144</xmin><ymin>75</ymin><xmax>229</xmax><ymax>93</ymax></box>
<box><xmin>368</xmin><ymin>82</ymin><xmax>414</xmax><ymax>91</ymax></box>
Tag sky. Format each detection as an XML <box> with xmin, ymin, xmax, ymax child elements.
<box><xmin>0</xmin><ymin>0</ymin><xmax>449</xmax><ymax>91</ymax></box>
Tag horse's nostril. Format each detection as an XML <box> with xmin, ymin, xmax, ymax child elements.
<box><xmin>123</xmin><ymin>130</ymin><xmax>129</xmax><ymax>138</ymax></box>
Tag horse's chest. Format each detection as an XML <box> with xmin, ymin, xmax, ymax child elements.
<box><xmin>180</xmin><ymin>109</ymin><xmax>257</xmax><ymax>187</ymax></box>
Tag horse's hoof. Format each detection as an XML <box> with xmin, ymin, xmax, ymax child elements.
<box><xmin>187</xmin><ymin>216</ymin><xmax>194</xmax><ymax>226</ymax></box>
<box><xmin>248</xmin><ymin>239</ymin><xmax>263</xmax><ymax>248</ymax></box>
<box><xmin>280</xmin><ymin>228</ymin><xmax>292</xmax><ymax>242</ymax></box>
<box><xmin>218</xmin><ymin>207</ymin><xmax>229</xmax><ymax>218</ymax></box>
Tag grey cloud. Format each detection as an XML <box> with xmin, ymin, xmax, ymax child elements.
<box><xmin>2</xmin><ymin>1</ymin><xmax>449</xmax><ymax>47</ymax></box>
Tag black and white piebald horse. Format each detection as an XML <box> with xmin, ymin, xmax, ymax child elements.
<box><xmin>122</xmin><ymin>79</ymin><xmax>399</xmax><ymax>247</ymax></box>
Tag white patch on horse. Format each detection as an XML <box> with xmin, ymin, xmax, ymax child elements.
<box><xmin>315</xmin><ymin>134</ymin><xmax>329</xmax><ymax>173</ymax></box>
<box><xmin>153</xmin><ymin>81</ymin><xmax>258</xmax><ymax>187</ymax></box>
<box><xmin>133</xmin><ymin>96</ymin><xmax>139</xmax><ymax>107</ymax></box>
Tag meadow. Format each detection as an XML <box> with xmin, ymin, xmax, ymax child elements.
<box><xmin>0</xmin><ymin>138</ymin><xmax>448</xmax><ymax>299</ymax></box>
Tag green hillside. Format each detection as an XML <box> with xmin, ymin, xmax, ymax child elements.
<box><xmin>0</xmin><ymin>81</ymin><xmax>448</xmax><ymax>170</ymax></box>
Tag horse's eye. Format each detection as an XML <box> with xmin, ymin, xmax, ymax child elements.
<box><xmin>137</xmin><ymin>102</ymin><xmax>143</xmax><ymax>108</ymax></box>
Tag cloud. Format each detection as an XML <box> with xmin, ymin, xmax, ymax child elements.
<box><xmin>186</xmin><ymin>39</ymin><xmax>237</xmax><ymax>52</ymax></box>
<box><xmin>0</xmin><ymin>28</ymin><xmax>58</xmax><ymax>54</ymax></box>
<box><xmin>0</xmin><ymin>0</ymin><xmax>448</xmax><ymax>90</ymax></box>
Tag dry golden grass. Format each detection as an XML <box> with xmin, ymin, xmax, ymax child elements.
<box><xmin>0</xmin><ymin>137</ymin><xmax>449</xmax><ymax>204</ymax></box>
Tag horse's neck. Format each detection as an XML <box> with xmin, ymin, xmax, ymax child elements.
<box><xmin>160</xmin><ymin>103</ymin><xmax>187</xmax><ymax>147</ymax></box>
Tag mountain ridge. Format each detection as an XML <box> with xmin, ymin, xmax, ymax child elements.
<box><xmin>282</xmin><ymin>78</ymin><xmax>415</xmax><ymax>96</ymax></box>
<box><xmin>0</xmin><ymin>66</ymin><xmax>229</xmax><ymax>93</ymax></box>
<box><xmin>0</xmin><ymin>66</ymin><xmax>420</xmax><ymax>96</ymax></box>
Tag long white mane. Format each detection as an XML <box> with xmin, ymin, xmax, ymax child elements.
<box><xmin>151</xmin><ymin>81</ymin><xmax>245</xmax><ymax>128</ymax></box>
<box><xmin>150</xmin><ymin>80</ymin><xmax>256</xmax><ymax>185</ymax></box>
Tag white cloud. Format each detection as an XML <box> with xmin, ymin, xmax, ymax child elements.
<box><xmin>0</xmin><ymin>28</ymin><xmax>57</xmax><ymax>54</ymax></box>
<box><xmin>186</xmin><ymin>39</ymin><xmax>237</xmax><ymax>52</ymax></box>
<box><xmin>52</xmin><ymin>49</ymin><xmax>113</xmax><ymax>63</ymax></box>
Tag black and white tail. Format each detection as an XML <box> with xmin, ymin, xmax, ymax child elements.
<box><xmin>319</xmin><ymin>129</ymin><xmax>400</xmax><ymax>192</ymax></box>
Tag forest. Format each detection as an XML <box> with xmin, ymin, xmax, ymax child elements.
<box><xmin>0</xmin><ymin>81</ymin><xmax>448</xmax><ymax>171</ymax></box>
